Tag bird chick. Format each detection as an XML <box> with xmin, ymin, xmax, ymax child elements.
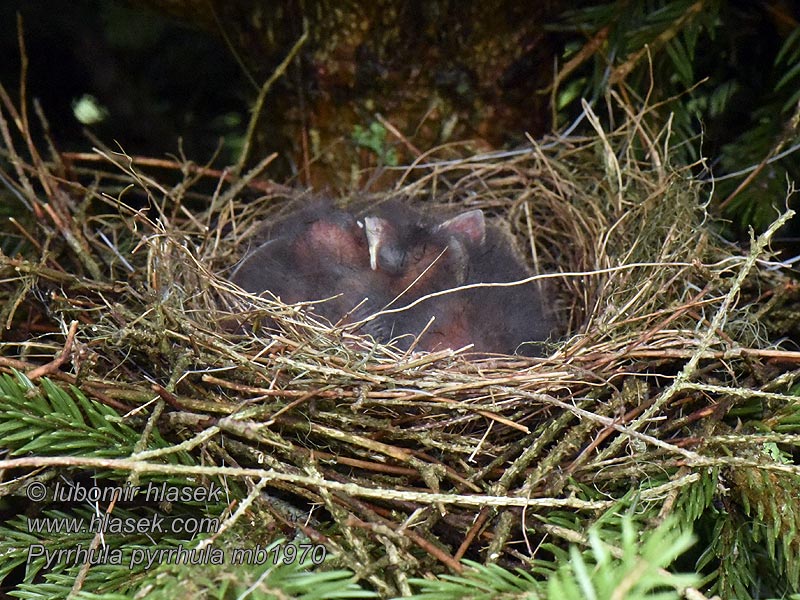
<box><xmin>357</xmin><ymin>202</ymin><xmax>482</xmax><ymax>347</ymax></box>
<box><xmin>361</xmin><ymin>202</ymin><xmax>553</xmax><ymax>355</ymax></box>
<box><xmin>230</xmin><ymin>202</ymin><xmax>379</xmax><ymax>325</ymax></box>
<box><xmin>229</xmin><ymin>200</ymin><xmax>554</xmax><ymax>356</ymax></box>
<box><xmin>464</xmin><ymin>224</ymin><xmax>554</xmax><ymax>355</ymax></box>
<box><xmin>363</xmin><ymin>202</ymin><xmax>482</xmax><ymax>298</ymax></box>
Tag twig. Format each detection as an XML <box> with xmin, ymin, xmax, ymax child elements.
<box><xmin>26</xmin><ymin>320</ymin><xmax>79</xmax><ymax>380</ymax></box>
<box><xmin>236</xmin><ymin>28</ymin><xmax>309</xmax><ymax>173</ymax></box>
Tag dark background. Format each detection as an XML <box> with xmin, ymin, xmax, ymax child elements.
<box><xmin>1</xmin><ymin>0</ymin><xmax>799</xmax><ymax>240</ymax></box>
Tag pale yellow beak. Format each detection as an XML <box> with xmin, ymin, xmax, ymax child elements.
<box><xmin>363</xmin><ymin>216</ymin><xmax>384</xmax><ymax>271</ymax></box>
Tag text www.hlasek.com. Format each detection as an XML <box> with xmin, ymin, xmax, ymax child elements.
<box><xmin>27</xmin><ymin>513</ymin><xmax>220</xmax><ymax>536</ymax></box>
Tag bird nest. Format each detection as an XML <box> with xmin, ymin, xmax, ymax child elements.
<box><xmin>1</xmin><ymin>91</ymin><xmax>799</xmax><ymax>598</ymax></box>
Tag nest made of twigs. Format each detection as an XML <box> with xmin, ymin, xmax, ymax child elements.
<box><xmin>2</xmin><ymin>94</ymin><xmax>799</xmax><ymax>596</ymax></box>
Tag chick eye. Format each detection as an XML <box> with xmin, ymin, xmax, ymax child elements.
<box><xmin>379</xmin><ymin>247</ymin><xmax>405</xmax><ymax>274</ymax></box>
